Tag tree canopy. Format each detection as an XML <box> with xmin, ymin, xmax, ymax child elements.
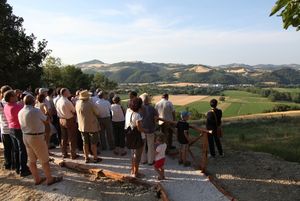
<box><xmin>42</xmin><ymin>57</ymin><xmax>118</xmax><ymax>93</ymax></box>
<box><xmin>270</xmin><ymin>0</ymin><xmax>300</xmax><ymax>31</ymax></box>
<box><xmin>0</xmin><ymin>0</ymin><xmax>50</xmax><ymax>88</ymax></box>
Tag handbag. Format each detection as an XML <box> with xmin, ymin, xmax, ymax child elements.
<box><xmin>125</xmin><ymin>112</ymin><xmax>143</xmax><ymax>149</ymax></box>
<box><xmin>211</xmin><ymin>109</ymin><xmax>223</xmax><ymax>138</ymax></box>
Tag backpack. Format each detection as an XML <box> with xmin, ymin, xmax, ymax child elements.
<box><xmin>125</xmin><ymin>112</ymin><xmax>143</xmax><ymax>149</ymax></box>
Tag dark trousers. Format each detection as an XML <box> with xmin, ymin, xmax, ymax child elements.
<box><xmin>2</xmin><ymin>134</ymin><xmax>14</xmax><ymax>169</ymax></box>
<box><xmin>112</xmin><ymin>121</ymin><xmax>125</xmax><ymax>148</ymax></box>
<box><xmin>160</xmin><ymin>123</ymin><xmax>174</xmax><ymax>149</ymax></box>
<box><xmin>99</xmin><ymin>117</ymin><xmax>114</xmax><ymax>150</ymax></box>
<box><xmin>208</xmin><ymin>132</ymin><xmax>223</xmax><ymax>157</ymax></box>
<box><xmin>9</xmin><ymin>129</ymin><xmax>29</xmax><ymax>174</ymax></box>
<box><xmin>53</xmin><ymin>114</ymin><xmax>61</xmax><ymax>146</ymax></box>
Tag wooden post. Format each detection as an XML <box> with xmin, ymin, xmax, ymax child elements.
<box><xmin>200</xmin><ymin>132</ymin><xmax>208</xmax><ymax>173</ymax></box>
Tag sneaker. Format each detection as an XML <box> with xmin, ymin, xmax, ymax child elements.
<box><xmin>20</xmin><ymin>170</ymin><xmax>31</xmax><ymax>177</ymax></box>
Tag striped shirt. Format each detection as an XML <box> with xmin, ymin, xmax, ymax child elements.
<box><xmin>0</xmin><ymin>100</ymin><xmax>10</xmax><ymax>134</ymax></box>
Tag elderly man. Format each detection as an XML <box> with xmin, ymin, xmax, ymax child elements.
<box><xmin>140</xmin><ymin>93</ymin><xmax>158</xmax><ymax>165</ymax></box>
<box><xmin>4</xmin><ymin>90</ymin><xmax>31</xmax><ymax>176</ymax></box>
<box><xmin>18</xmin><ymin>95</ymin><xmax>62</xmax><ymax>185</ymax></box>
<box><xmin>55</xmin><ymin>88</ymin><xmax>77</xmax><ymax>159</ymax></box>
<box><xmin>76</xmin><ymin>90</ymin><xmax>102</xmax><ymax>163</ymax></box>
<box><xmin>155</xmin><ymin>93</ymin><xmax>176</xmax><ymax>151</ymax></box>
<box><xmin>95</xmin><ymin>91</ymin><xmax>114</xmax><ymax>151</ymax></box>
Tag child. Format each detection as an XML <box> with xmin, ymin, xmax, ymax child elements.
<box><xmin>176</xmin><ymin>111</ymin><xmax>191</xmax><ymax>167</ymax></box>
<box><xmin>154</xmin><ymin>134</ymin><xmax>167</xmax><ymax>180</ymax></box>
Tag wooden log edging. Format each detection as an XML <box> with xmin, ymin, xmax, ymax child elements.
<box><xmin>53</xmin><ymin>158</ymin><xmax>169</xmax><ymax>201</ymax></box>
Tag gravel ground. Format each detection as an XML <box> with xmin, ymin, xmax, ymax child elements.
<box><xmin>0</xmin><ymin>148</ymin><xmax>159</xmax><ymax>201</ymax></box>
<box><xmin>56</xmin><ymin>146</ymin><xmax>229</xmax><ymax>201</ymax></box>
<box><xmin>206</xmin><ymin>148</ymin><xmax>300</xmax><ymax>201</ymax></box>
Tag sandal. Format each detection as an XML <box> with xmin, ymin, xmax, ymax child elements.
<box><xmin>47</xmin><ymin>176</ymin><xmax>63</xmax><ymax>186</ymax></box>
<box><xmin>35</xmin><ymin>177</ymin><xmax>46</xmax><ymax>185</ymax></box>
<box><xmin>92</xmin><ymin>158</ymin><xmax>102</xmax><ymax>163</ymax></box>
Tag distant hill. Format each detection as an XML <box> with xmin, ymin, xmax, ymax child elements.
<box><xmin>75</xmin><ymin>60</ymin><xmax>300</xmax><ymax>85</ymax></box>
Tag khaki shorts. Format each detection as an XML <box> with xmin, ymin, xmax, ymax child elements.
<box><xmin>81</xmin><ymin>132</ymin><xmax>99</xmax><ymax>145</ymax></box>
<box><xmin>23</xmin><ymin>134</ymin><xmax>49</xmax><ymax>164</ymax></box>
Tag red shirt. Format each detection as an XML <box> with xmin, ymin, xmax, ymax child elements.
<box><xmin>4</xmin><ymin>102</ymin><xmax>23</xmax><ymax>129</ymax></box>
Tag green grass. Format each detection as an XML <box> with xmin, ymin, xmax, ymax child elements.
<box><xmin>223</xmin><ymin>117</ymin><xmax>300</xmax><ymax>163</ymax></box>
<box><xmin>172</xmin><ymin>90</ymin><xmax>300</xmax><ymax>118</ymax></box>
<box><xmin>270</xmin><ymin>88</ymin><xmax>300</xmax><ymax>93</ymax></box>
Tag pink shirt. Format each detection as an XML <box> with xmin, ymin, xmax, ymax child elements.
<box><xmin>4</xmin><ymin>102</ymin><xmax>23</xmax><ymax>129</ymax></box>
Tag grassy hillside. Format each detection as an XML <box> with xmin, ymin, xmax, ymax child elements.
<box><xmin>223</xmin><ymin>117</ymin><xmax>300</xmax><ymax>163</ymax></box>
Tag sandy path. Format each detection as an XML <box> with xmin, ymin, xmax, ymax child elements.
<box><xmin>0</xmin><ymin>147</ymin><xmax>158</xmax><ymax>201</ymax></box>
<box><xmin>152</xmin><ymin>95</ymin><xmax>208</xmax><ymax>106</ymax></box>
<box><xmin>53</xmin><ymin>143</ymin><xmax>229</xmax><ymax>201</ymax></box>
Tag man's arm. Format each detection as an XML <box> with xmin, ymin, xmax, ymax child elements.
<box><xmin>157</xmin><ymin>117</ymin><xmax>177</xmax><ymax>125</ymax></box>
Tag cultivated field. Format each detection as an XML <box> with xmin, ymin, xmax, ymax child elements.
<box><xmin>171</xmin><ymin>90</ymin><xmax>300</xmax><ymax>117</ymax></box>
<box><xmin>151</xmin><ymin>95</ymin><xmax>208</xmax><ymax>106</ymax></box>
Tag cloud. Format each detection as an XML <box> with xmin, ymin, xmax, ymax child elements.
<box><xmin>18</xmin><ymin>6</ymin><xmax>300</xmax><ymax>66</ymax></box>
<box><xmin>126</xmin><ymin>3</ymin><xmax>146</xmax><ymax>15</ymax></box>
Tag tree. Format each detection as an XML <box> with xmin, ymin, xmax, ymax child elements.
<box><xmin>270</xmin><ymin>0</ymin><xmax>300</xmax><ymax>31</ymax></box>
<box><xmin>42</xmin><ymin>57</ymin><xmax>62</xmax><ymax>87</ymax></box>
<box><xmin>91</xmin><ymin>72</ymin><xmax>118</xmax><ymax>90</ymax></box>
<box><xmin>0</xmin><ymin>0</ymin><xmax>50</xmax><ymax>88</ymax></box>
<box><xmin>60</xmin><ymin>65</ymin><xmax>91</xmax><ymax>93</ymax></box>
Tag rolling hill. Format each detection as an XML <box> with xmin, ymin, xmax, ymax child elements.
<box><xmin>75</xmin><ymin>60</ymin><xmax>300</xmax><ymax>84</ymax></box>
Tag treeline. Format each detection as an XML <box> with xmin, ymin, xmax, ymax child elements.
<box><xmin>241</xmin><ymin>87</ymin><xmax>300</xmax><ymax>103</ymax></box>
<box><xmin>264</xmin><ymin>104</ymin><xmax>300</xmax><ymax>113</ymax></box>
<box><xmin>119</xmin><ymin>85</ymin><xmax>223</xmax><ymax>96</ymax></box>
<box><xmin>42</xmin><ymin>57</ymin><xmax>117</xmax><ymax>93</ymax></box>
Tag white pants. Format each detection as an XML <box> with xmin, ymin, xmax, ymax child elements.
<box><xmin>141</xmin><ymin>133</ymin><xmax>155</xmax><ymax>164</ymax></box>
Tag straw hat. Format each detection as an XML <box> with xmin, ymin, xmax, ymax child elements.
<box><xmin>78</xmin><ymin>90</ymin><xmax>90</xmax><ymax>100</ymax></box>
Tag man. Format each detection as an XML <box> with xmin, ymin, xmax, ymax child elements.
<box><xmin>206</xmin><ymin>99</ymin><xmax>223</xmax><ymax>158</ymax></box>
<box><xmin>95</xmin><ymin>91</ymin><xmax>114</xmax><ymax>151</ymax></box>
<box><xmin>0</xmin><ymin>85</ymin><xmax>14</xmax><ymax>170</ymax></box>
<box><xmin>55</xmin><ymin>88</ymin><xmax>78</xmax><ymax>159</ymax></box>
<box><xmin>39</xmin><ymin>88</ymin><xmax>51</xmax><ymax>112</ymax></box>
<box><xmin>18</xmin><ymin>95</ymin><xmax>63</xmax><ymax>185</ymax></box>
<box><xmin>155</xmin><ymin>93</ymin><xmax>176</xmax><ymax>150</ymax></box>
<box><xmin>4</xmin><ymin>90</ymin><xmax>31</xmax><ymax>176</ymax></box>
<box><xmin>76</xmin><ymin>90</ymin><xmax>102</xmax><ymax>163</ymax></box>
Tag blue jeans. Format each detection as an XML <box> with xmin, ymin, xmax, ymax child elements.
<box><xmin>9</xmin><ymin>129</ymin><xmax>29</xmax><ymax>174</ymax></box>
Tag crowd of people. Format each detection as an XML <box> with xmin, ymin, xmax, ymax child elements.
<box><xmin>0</xmin><ymin>84</ymin><xmax>223</xmax><ymax>183</ymax></box>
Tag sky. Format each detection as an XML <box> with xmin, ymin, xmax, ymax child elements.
<box><xmin>8</xmin><ymin>0</ymin><xmax>300</xmax><ymax>66</ymax></box>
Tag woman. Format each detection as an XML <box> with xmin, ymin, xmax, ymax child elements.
<box><xmin>35</xmin><ymin>94</ymin><xmax>51</xmax><ymax>147</ymax></box>
<box><xmin>111</xmin><ymin>95</ymin><xmax>126</xmax><ymax>156</ymax></box>
<box><xmin>125</xmin><ymin>97</ymin><xmax>148</xmax><ymax>178</ymax></box>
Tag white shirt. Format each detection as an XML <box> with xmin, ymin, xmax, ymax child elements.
<box><xmin>53</xmin><ymin>95</ymin><xmax>61</xmax><ymax>107</ymax></box>
<box><xmin>124</xmin><ymin>108</ymin><xmax>142</xmax><ymax>129</ymax></box>
<box><xmin>155</xmin><ymin>98</ymin><xmax>175</xmax><ymax>125</ymax></box>
<box><xmin>111</xmin><ymin>104</ymin><xmax>125</xmax><ymax>122</ymax></box>
<box><xmin>0</xmin><ymin>100</ymin><xmax>10</xmax><ymax>134</ymax></box>
<box><xmin>55</xmin><ymin>97</ymin><xmax>75</xmax><ymax>119</ymax></box>
<box><xmin>18</xmin><ymin>105</ymin><xmax>47</xmax><ymax>134</ymax></box>
<box><xmin>155</xmin><ymin>143</ymin><xmax>167</xmax><ymax>161</ymax></box>
<box><xmin>95</xmin><ymin>98</ymin><xmax>111</xmax><ymax>118</ymax></box>
<box><xmin>91</xmin><ymin>96</ymin><xmax>99</xmax><ymax>103</ymax></box>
